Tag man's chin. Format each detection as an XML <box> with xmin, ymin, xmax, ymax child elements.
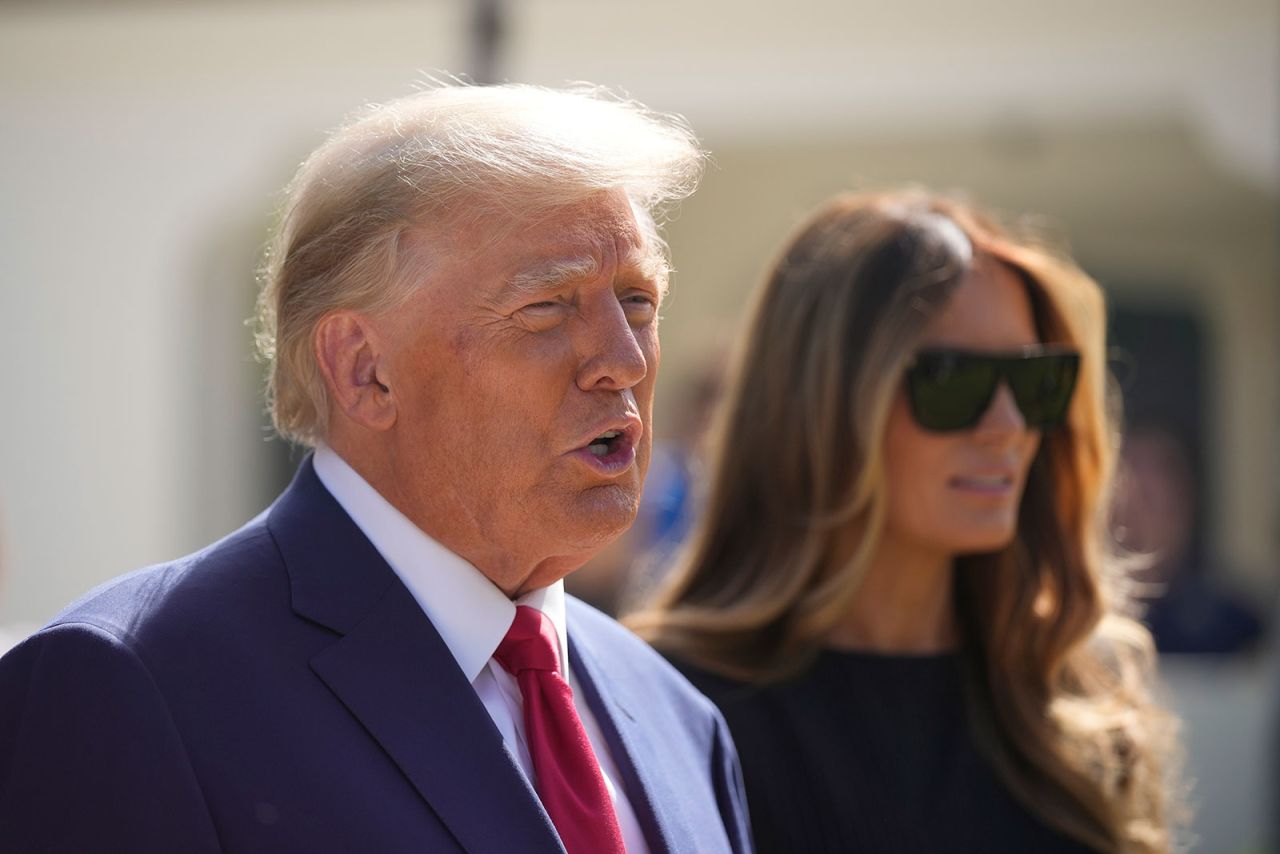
<box><xmin>564</xmin><ymin>483</ymin><xmax>641</xmax><ymax>544</ymax></box>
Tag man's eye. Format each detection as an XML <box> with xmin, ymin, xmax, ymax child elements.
<box><xmin>622</xmin><ymin>294</ymin><xmax>658</xmax><ymax>313</ymax></box>
<box><xmin>514</xmin><ymin>301</ymin><xmax>567</xmax><ymax>329</ymax></box>
<box><xmin>519</xmin><ymin>300</ymin><xmax>564</xmax><ymax>316</ymax></box>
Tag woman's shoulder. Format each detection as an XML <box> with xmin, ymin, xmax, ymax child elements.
<box><xmin>663</xmin><ymin>653</ymin><xmax>741</xmax><ymax>694</ymax></box>
<box><xmin>660</xmin><ymin>652</ymin><xmax>779</xmax><ymax>711</ymax></box>
<box><xmin>659</xmin><ymin>651</ymin><xmax>839</xmax><ymax>729</ymax></box>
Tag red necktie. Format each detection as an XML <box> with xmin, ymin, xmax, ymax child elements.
<box><xmin>494</xmin><ymin>605</ymin><xmax>626</xmax><ymax>854</ymax></box>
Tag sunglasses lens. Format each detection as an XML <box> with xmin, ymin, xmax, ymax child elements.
<box><xmin>1006</xmin><ymin>353</ymin><xmax>1080</xmax><ymax>427</ymax></box>
<box><xmin>908</xmin><ymin>352</ymin><xmax>998</xmax><ymax>431</ymax></box>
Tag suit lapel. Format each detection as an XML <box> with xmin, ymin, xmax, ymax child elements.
<box><xmin>269</xmin><ymin>459</ymin><xmax>564</xmax><ymax>854</ymax></box>
<box><xmin>310</xmin><ymin>582</ymin><xmax>563</xmax><ymax>854</ymax></box>
<box><xmin>569</xmin><ymin>632</ymin><xmax>689</xmax><ymax>854</ymax></box>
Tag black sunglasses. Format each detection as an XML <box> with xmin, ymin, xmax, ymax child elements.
<box><xmin>905</xmin><ymin>345</ymin><xmax>1080</xmax><ymax>432</ymax></box>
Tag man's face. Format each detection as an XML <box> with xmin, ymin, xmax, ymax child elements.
<box><xmin>375</xmin><ymin>190</ymin><xmax>664</xmax><ymax>595</ymax></box>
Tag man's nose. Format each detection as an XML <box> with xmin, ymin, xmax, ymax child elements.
<box><xmin>575</xmin><ymin>296</ymin><xmax>649</xmax><ymax>391</ymax></box>
<box><xmin>973</xmin><ymin>381</ymin><xmax>1028</xmax><ymax>441</ymax></box>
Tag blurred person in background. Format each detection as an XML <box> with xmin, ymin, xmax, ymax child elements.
<box><xmin>637</xmin><ymin>358</ymin><xmax>727</xmax><ymax>563</ymax></box>
<box><xmin>1112</xmin><ymin>420</ymin><xmax>1264</xmax><ymax>654</ymax></box>
<box><xmin>0</xmin><ymin>83</ymin><xmax>751</xmax><ymax>854</ymax></box>
<box><xmin>630</xmin><ymin>190</ymin><xmax>1184</xmax><ymax>853</ymax></box>
<box><xmin>569</xmin><ymin>356</ymin><xmax>726</xmax><ymax>615</ymax></box>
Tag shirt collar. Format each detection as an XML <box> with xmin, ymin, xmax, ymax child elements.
<box><xmin>312</xmin><ymin>444</ymin><xmax>570</xmax><ymax>681</ymax></box>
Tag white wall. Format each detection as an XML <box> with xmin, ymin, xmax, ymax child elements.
<box><xmin>1</xmin><ymin>3</ymin><xmax>473</xmax><ymax>620</ymax></box>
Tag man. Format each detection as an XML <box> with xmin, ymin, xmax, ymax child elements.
<box><xmin>0</xmin><ymin>83</ymin><xmax>751</xmax><ymax>853</ymax></box>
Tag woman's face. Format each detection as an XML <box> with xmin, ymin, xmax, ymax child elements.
<box><xmin>881</xmin><ymin>255</ymin><xmax>1043</xmax><ymax>561</ymax></box>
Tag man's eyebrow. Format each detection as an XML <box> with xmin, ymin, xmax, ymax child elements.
<box><xmin>503</xmin><ymin>256</ymin><xmax>601</xmax><ymax>300</ymax></box>
<box><xmin>500</xmin><ymin>250</ymin><xmax>671</xmax><ymax>301</ymax></box>
<box><xmin>631</xmin><ymin>252</ymin><xmax>671</xmax><ymax>294</ymax></box>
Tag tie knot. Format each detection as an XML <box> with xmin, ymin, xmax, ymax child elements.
<box><xmin>494</xmin><ymin>605</ymin><xmax>561</xmax><ymax>676</ymax></box>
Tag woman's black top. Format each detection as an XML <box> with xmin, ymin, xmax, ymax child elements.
<box><xmin>677</xmin><ymin>649</ymin><xmax>1096</xmax><ymax>853</ymax></box>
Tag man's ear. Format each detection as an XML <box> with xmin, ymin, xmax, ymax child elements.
<box><xmin>314</xmin><ymin>311</ymin><xmax>397</xmax><ymax>431</ymax></box>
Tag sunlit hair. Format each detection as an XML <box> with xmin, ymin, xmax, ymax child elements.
<box><xmin>255</xmin><ymin>82</ymin><xmax>704</xmax><ymax>445</ymax></box>
<box><xmin>628</xmin><ymin>189</ymin><xmax>1183</xmax><ymax>852</ymax></box>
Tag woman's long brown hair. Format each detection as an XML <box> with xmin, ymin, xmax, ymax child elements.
<box><xmin>628</xmin><ymin>190</ymin><xmax>1181</xmax><ymax>852</ymax></box>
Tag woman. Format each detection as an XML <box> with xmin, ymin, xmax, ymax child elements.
<box><xmin>628</xmin><ymin>190</ymin><xmax>1181</xmax><ymax>853</ymax></box>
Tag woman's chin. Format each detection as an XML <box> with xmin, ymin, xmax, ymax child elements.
<box><xmin>949</xmin><ymin>528</ymin><xmax>1019</xmax><ymax>557</ymax></box>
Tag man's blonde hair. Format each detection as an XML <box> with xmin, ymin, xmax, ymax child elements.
<box><xmin>255</xmin><ymin>82</ymin><xmax>704</xmax><ymax>445</ymax></box>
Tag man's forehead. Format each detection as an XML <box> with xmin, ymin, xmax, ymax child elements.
<box><xmin>507</xmin><ymin>198</ymin><xmax>647</xmax><ymax>259</ymax></box>
<box><xmin>404</xmin><ymin>191</ymin><xmax>668</xmax><ymax>298</ymax></box>
<box><xmin>448</xmin><ymin>187</ymin><xmax>641</xmax><ymax>247</ymax></box>
<box><xmin>487</xmin><ymin>216</ymin><xmax>662</xmax><ymax>276</ymax></box>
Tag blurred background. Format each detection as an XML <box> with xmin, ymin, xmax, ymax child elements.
<box><xmin>1</xmin><ymin>0</ymin><xmax>1276</xmax><ymax>849</ymax></box>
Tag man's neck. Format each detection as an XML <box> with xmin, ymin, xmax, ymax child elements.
<box><xmin>320</xmin><ymin>435</ymin><xmax>586</xmax><ymax>599</ymax></box>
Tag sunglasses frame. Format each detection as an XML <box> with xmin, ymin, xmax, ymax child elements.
<box><xmin>904</xmin><ymin>344</ymin><xmax>1081</xmax><ymax>433</ymax></box>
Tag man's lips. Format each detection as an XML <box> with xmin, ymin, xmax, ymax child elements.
<box><xmin>571</xmin><ymin>415</ymin><xmax>643</xmax><ymax>453</ymax></box>
<box><xmin>569</xmin><ymin>416</ymin><xmax>643</xmax><ymax>475</ymax></box>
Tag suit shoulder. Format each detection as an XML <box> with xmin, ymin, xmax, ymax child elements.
<box><xmin>664</xmin><ymin>655</ymin><xmax>759</xmax><ymax>707</ymax></box>
<box><xmin>565</xmin><ymin>595</ymin><xmax>670</xmax><ymax>667</ymax></box>
<box><xmin>41</xmin><ymin>512</ymin><xmax>281</xmax><ymax>651</ymax></box>
<box><xmin>566</xmin><ymin>596</ymin><xmax>719</xmax><ymax>716</ymax></box>
<box><xmin>0</xmin><ymin>617</ymin><xmax>222</xmax><ymax>850</ymax></box>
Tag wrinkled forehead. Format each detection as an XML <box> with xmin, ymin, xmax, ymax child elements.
<box><xmin>411</xmin><ymin>188</ymin><xmax>668</xmax><ymax>287</ymax></box>
<box><xmin>527</xmin><ymin>191</ymin><xmax>654</xmax><ymax>257</ymax></box>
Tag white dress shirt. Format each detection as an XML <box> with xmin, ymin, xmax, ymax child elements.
<box><xmin>313</xmin><ymin>446</ymin><xmax>648</xmax><ymax>853</ymax></box>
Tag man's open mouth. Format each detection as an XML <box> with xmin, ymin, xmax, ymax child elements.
<box><xmin>572</xmin><ymin>421</ymin><xmax>640</xmax><ymax>474</ymax></box>
<box><xmin>586</xmin><ymin>430</ymin><xmax>625</xmax><ymax>457</ymax></box>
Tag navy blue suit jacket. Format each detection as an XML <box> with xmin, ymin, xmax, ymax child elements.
<box><xmin>0</xmin><ymin>460</ymin><xmax>751</xmax><ymax>853</ymax></box>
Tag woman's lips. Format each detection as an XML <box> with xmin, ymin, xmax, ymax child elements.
<box><xmin>949</xmin><ymin>474</ymin><xmax>1016</xmax><ymax>495</ymax></box>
